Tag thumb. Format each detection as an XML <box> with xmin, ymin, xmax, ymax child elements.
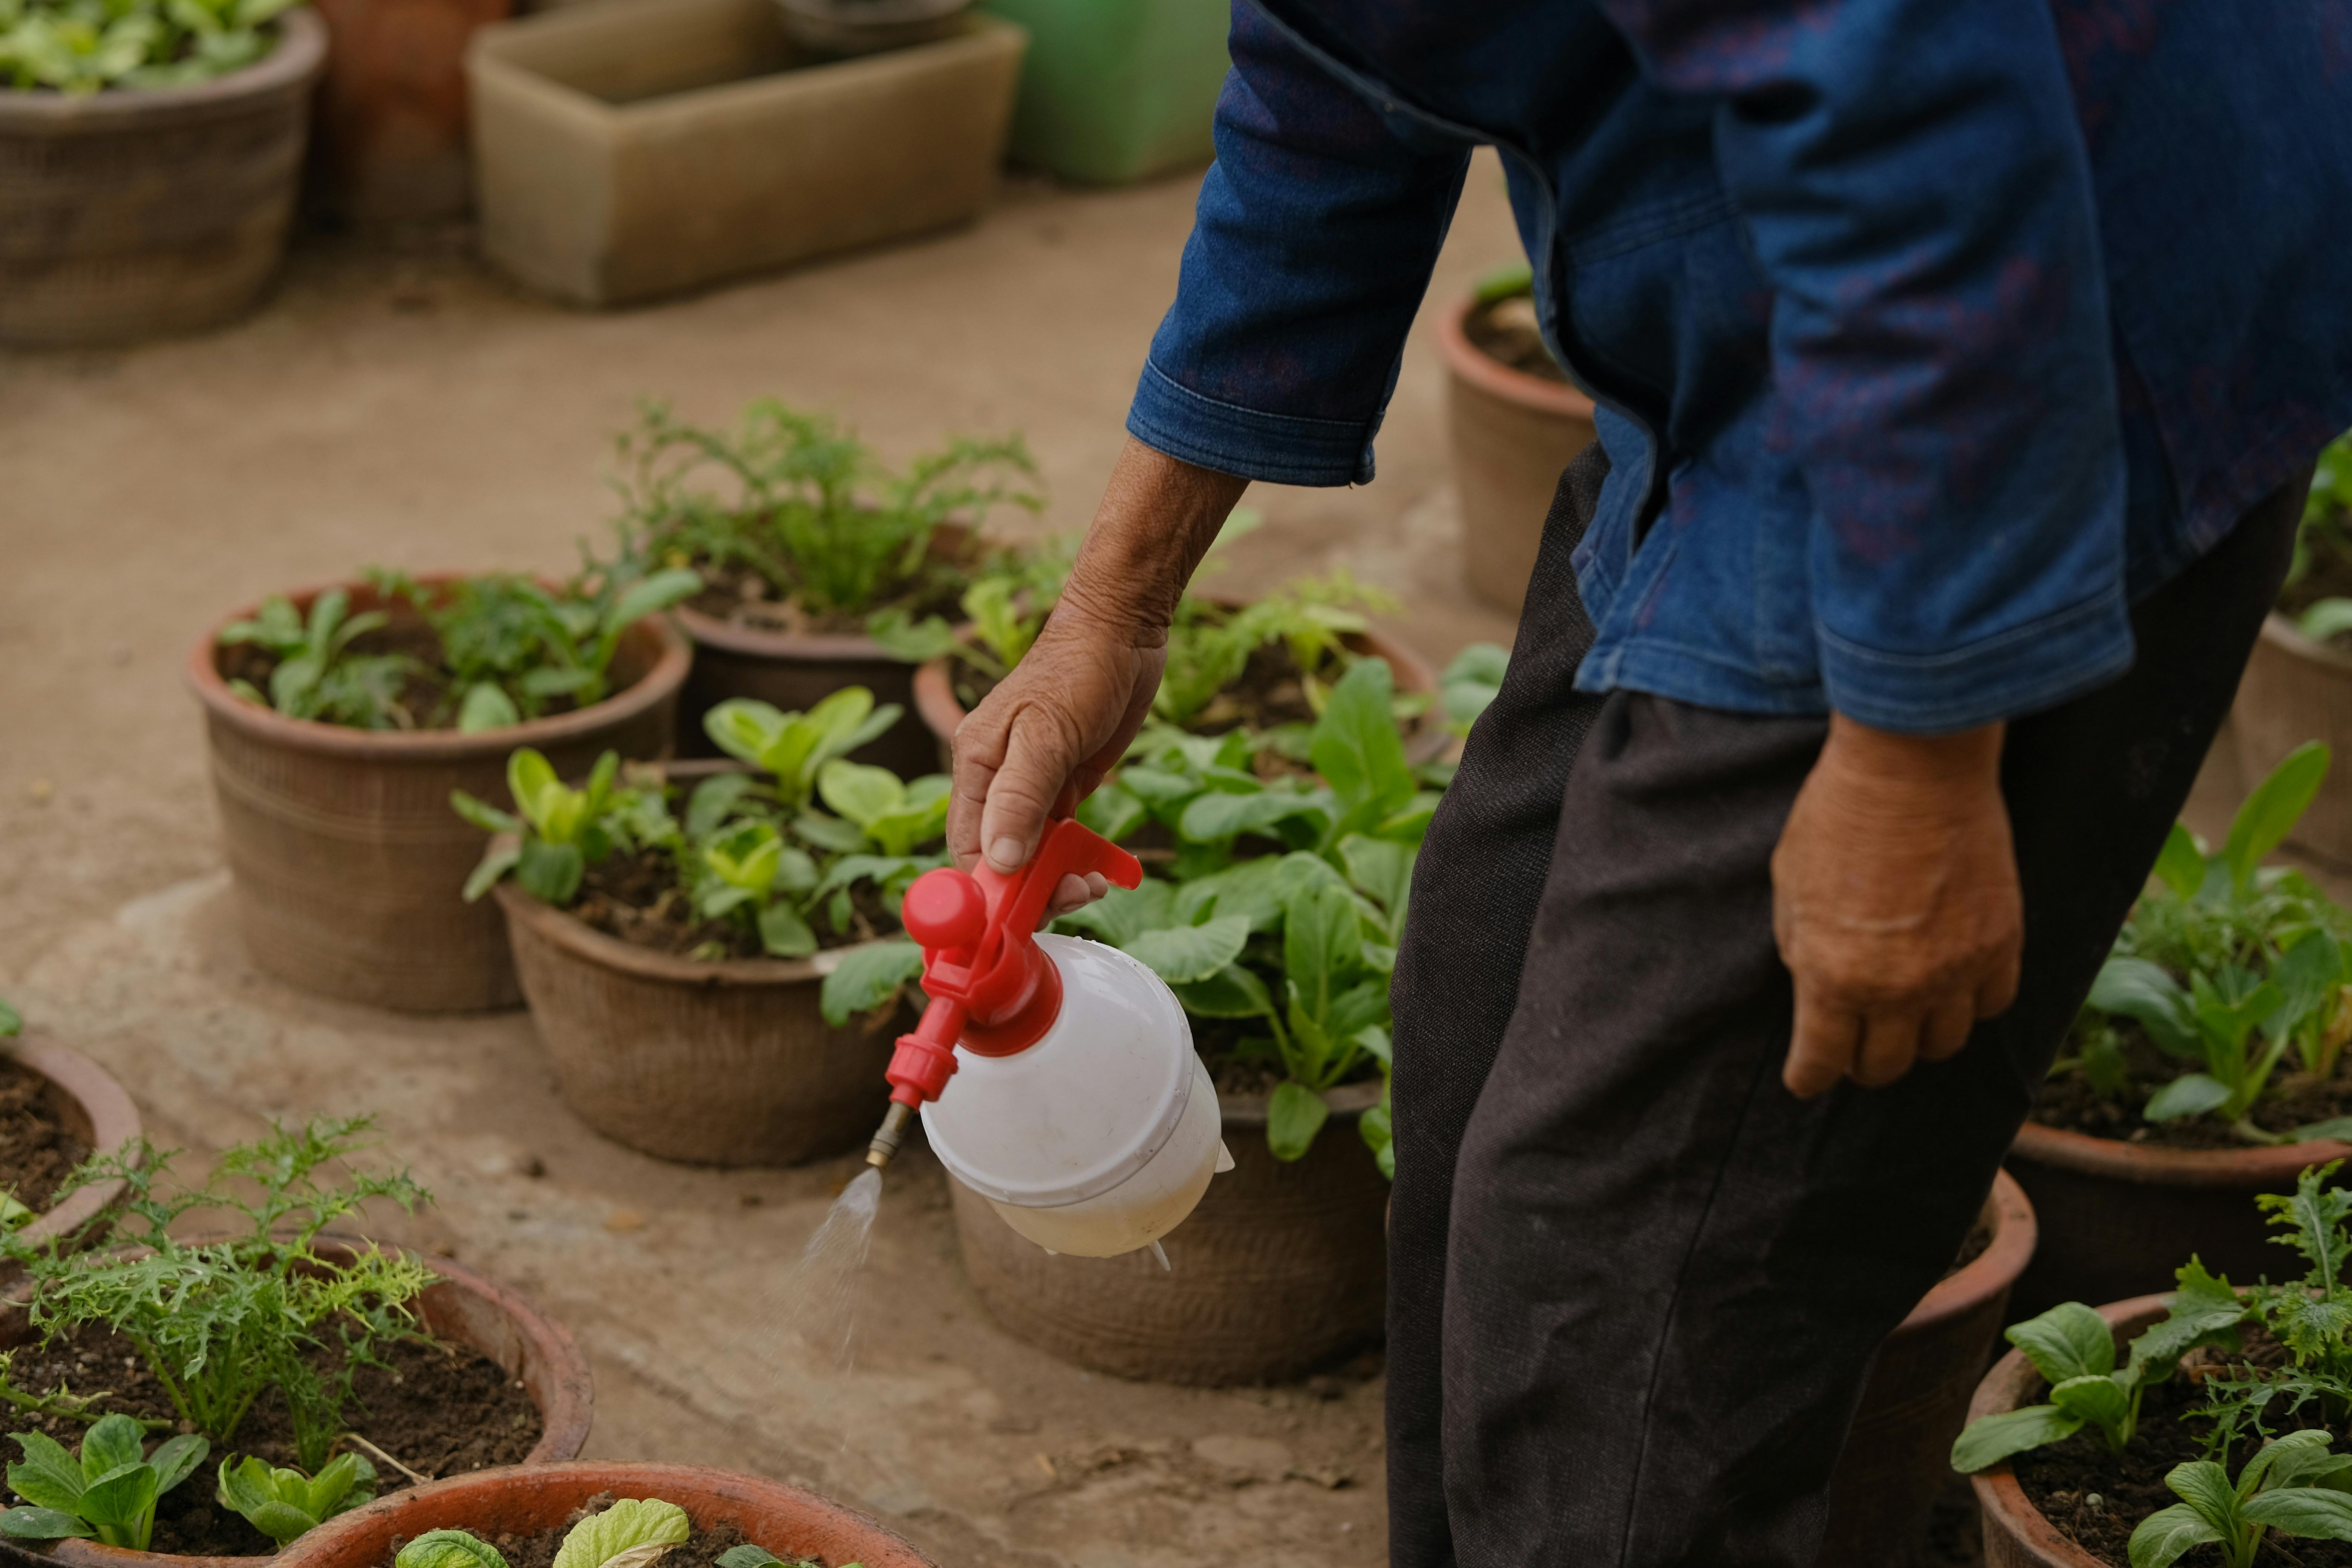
<box><xmin>974</xmin><ymin>699</ymin><xmax>1087</xmax><ymax>873</ymax></box>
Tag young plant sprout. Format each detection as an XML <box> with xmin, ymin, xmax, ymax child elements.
<box><xmin>0</xmin><ymin>1415</ymin><xmax>207</xmax><ymax>1550</ymax></box>
<box><xmin>0</xmin><ymin>0</ymin><xmax>299</xmax><ymax>92</ymax></box>
<box><xmin>213</xmin><ymin>1452</ymin><xmax>375</xmax><ymax>1545</ymax></box>
<box><xmin>2128</xmin><ymin>1429</ymin><xmax>2352</xmax><ymax>1568</ymax></box>
<box><xmin>386</xmin><ymin>1500</ymin><xmax>857</xmax><ymax>1568</ymax></box>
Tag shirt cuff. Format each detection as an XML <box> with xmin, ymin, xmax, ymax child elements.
<box><xmin>1125</xmin><ymin>358</ymin><xmax>1379</xmax><ymax>486</ymax></box>
<box><xmin>1815</xmin><ymin>586</ymin><xmax>2136</xmax><ymax>734</ymax></box>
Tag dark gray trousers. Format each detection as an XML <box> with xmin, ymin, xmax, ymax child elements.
<box><xmin>1385</xmin><ymin>447</ymin><xmax>2306</xmax><ymax>1567</ymax></box>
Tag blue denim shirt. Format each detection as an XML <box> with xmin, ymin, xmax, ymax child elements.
<box><xmin>1126</xmin><ymin>0</ymin><xmax>2352</xmax><ymax>733</ymax></box>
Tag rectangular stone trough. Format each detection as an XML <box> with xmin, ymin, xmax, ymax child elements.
<box><xmin>466</xmin><ymin>0</ymin><xmax>1027</xmax><ymax>306</ymax></box>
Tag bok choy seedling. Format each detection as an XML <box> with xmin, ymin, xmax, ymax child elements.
<box><xmin>0</xmin><ymin>1415</ymin><xmax>206</xmax><ymax>1550</ymax></box>
<box><xmin>2127</xmin><ymin>1429</ymin><xmax>2352</xmax><ymax>1568</ymax></box>
<box><xmin>214</xmin><ymin>1452</ymin><xmax>375</xmax><ymax>1545</ymax></box>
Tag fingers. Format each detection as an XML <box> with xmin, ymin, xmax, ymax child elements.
<box><xmin>1783</xmin><ymin>985</ymin><xmax>1859</xmax><ymax>1098</ymax></box>
<box><xmin>1977</xmin><ymin>933</ymin><xmax>2023</xmax><ymax>1018</ymax></box>
<box><xmin>978</xmin><ymin>702</ymin><xmax>1090</xmax><ymax>873</ymax></box>
<box><xmin>1922</xmin><ymin>994</ymin><xmax>1977</xmax><ymax>1061</ymax></box>
<box><xmin>1040</xmin><ymin>872</ymin><xmax>1109</xmax><ymax>926</ymax></box>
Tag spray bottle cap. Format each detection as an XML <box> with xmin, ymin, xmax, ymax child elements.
<box><xmin>883</xmin><ymin>818</ymin><xmax>1142</xmax><ymax>1107</ymax></box>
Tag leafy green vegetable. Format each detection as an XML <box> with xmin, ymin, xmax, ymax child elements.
<box><xmin>612</xmin><ymin>398</ymin><xmax>1041</xmax><ymax>625</ymax></box>
<box><xmin>704</xmin><ymin>691</ymin><xmax>901</xmax><ymax>814</ymax></box>
<box><xmin>398</xmin><ymin>1528</ymin><xmax>513</xmax><ymax>1568</ymax></box>
<box><xmin>0</xmin><ymin>1414</ymin><xmax>206</xmax><ymax>1549</ymax></box>
<box><xmin>0</xmin><ymin>996</ymin><xmax>18</xmax><ymax>1037</ymax></box>
<box><xmin>214</xmin><ymin>1452</ymin><xmax>375</xmax><ymax>1545</ymax></box>
<box><xmin>553</xmin><ymin>1498</ymin><xmax>690</xmax><ymax>1568</ymax></box>
<box><xmin>2127</xmin><ymin>1430</ymin><xmax>2352</xmax><ymax>1568</ymax></box>
<box><xmin>1152</xmin><ymin>573</ymin><xmax>1405</xmax><ymax>730</ymax></box>
<box><xmin>868</xmin><ymin>537</ymin><xmax>1075</xmax><ymax>680</ymax></box>
<box><xmin>0</xmin><ymin>1119</ymin><xmax>433</xmax><ymax>1473</ymax></box>
<box><xmin>0</xmin><ymin>0</ymin><xmax>294</xmax><ymax>92</ymax></box>
<box><xmin>818</xmin><ymin>939</ymin><xmax>928</xmax><ymax>1025</ymax></box>
<box><xmin>220</xmin><ymin>589</ymin><xmax>412</xmax><ymax>729</ymax></box>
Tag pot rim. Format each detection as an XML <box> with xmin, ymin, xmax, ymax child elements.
<box><xmin>20</xmin><ymin>1242</ymin><xmax>595</xmax><ymax>1568</ymax></box>
<box><xmin>274</xmin><ymin>1461</ymin><xmax>938</xmax><ymax>1568</ymax></box>
<box><xmin>184</xmin><ymin>573</ymin><xmax>692</xmax><ymax>764</ymax></box>
<box><xmin>1897</xmin><ymin>1168</ymin><xmax>2036</xmax><ymax>1337</ymax></box>
<box><xmin>0</xmin><ymin>8</ymin><xmax>326</xmax><ymax>125</ymax></box>
<box><xmin>2258</xmin><ymin>608</ymin><xmax>2352</xmax><ymax>673</ymax></box>
<box><xmin>5</xmin><ymin>1035</ymin><xmax>142</xmax><ymax>1251</ymax></box>
<box><xmin>1967</xmin><ymin>1292</ymin><xmax>2170</xmax><ymax>1568</ymax></box>
<box><xmin>2008</xmin><ymin>1116</ymin><xmax>2352</xmax><ymax>1188</ymax></box>
<box><xmin>491</xmin><ymin>876</ymin><xmax>897</xmax><ymax>987</ymax></box>
<box><xmin>1438</xmin><ymin>294</ymin><xmax>1599</xmax><ymax>421</ymax></box>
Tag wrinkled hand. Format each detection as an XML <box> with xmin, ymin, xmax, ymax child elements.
<box><xmin>1772</xmin><ymin>716</ymin><xmax>2023</xmax><ymax>1096</ymax></box>
<box><xmin>947</xmin><ymin>605</ymin><xmax>1166</xmax><ymax>919</ymax></box>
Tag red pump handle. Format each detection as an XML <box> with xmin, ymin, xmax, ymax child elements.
<box><xmin>882</xmin><ymin>819</ymin><xmax>1143</xmax><ymax>1108</ymax></box>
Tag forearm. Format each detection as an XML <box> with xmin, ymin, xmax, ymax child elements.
<box><xmin>1051</xmin><ymin>438</ymin><xmax>1251</xmax><ymax>646</ymax></box>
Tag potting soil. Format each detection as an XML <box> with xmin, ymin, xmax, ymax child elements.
<box><xmin>684</xmin><ymin>560</ymin><xmax>966</xmax><ymax>637</ymax></box>
<box><xmin>1464</xmin><ymin>294</ymin><xmax>1569</xmax><ymax>385</ymax></box>
<box><xmin>571</xmin><ymin>851</ymin><xmax>898</xmax><ymax>959</ymax></box>
<box><xmin>399</xmin><ymin>1492</ymin><xmax>822</xmax><ymax>1568</ymax></box>
<box><xmin>1</xmin><ymin>1322</ymin><xmax>544</xmax><ymax>1556</ymax></box>
<box><xmin>0</xmin><ymin>1058</ymin><xmax>90</xmax><ymax>1215</ymax></box>
<box><xmin>2031</xmin><ymin>1025</ymin><xmax>2352</xmax><ymax>1148</ymax></box>
<box><xmin>2013</xmin><ymin>1328</ymin><xmax>2352</xmax><ymax>1566</ymax></box>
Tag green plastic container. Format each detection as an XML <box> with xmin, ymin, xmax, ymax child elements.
<box><xmin>976</xmin><ymin>0</ymin><xmax>1230</xmax><ymax>184</ymax></box>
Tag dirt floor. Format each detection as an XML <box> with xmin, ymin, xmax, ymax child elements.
<box><xmin>0</xmin><ymin>156</ymin><xmax>1528</xmax><ymax>1567</ymax></box>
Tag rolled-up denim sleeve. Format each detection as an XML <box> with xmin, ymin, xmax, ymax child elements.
<box><xmin>1599</xmin><ymin>0</ymin><xmax>2133</xmax><ymax>733</ymax></box>
<box><xmin>1125</xmin><ymin>5</ymin><xmax>1472</xmax><ymax>487</ymax></box>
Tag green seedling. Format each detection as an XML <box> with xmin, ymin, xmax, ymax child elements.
<box><xmin>818</xmin><ymin>763</ymin><xmax>951</xmax><ymax>858</ymax></box>
<box><xmin>214</xmin><ymin>1452</ymin><xmax>375</xmax><ymax>1545</ymax></box>
<box><xmin>868</xmin><ymin>537</ymin><xmax>1076</xmax><ymax>680</ymax></box>
<box><xmin>0</xmin><ymin>996</ymin><xmax>18</xmax><ymax>1037</ymax></box>
<box><xmin>554</xmin><ymin>1497</ymin><xmax>689</xmax><ymax>1568</ymax></box>
<box><xmin>453</xmin><ymin>750</ymin><xmax>632</xmax><ymax>905</ymax></box>
<box><xmin>0</xmin><ymin>1414</ymin><xmax>207</xmax><ymax>1550</ymax></box>
<box><xmin>398</xmin><ymin>1529</ymin><xmax>513</xmax><ymax>1568</ymax></box>
<box><xmin>220</xmin><ymin>589</ymin><xmax>413</xmax><ymax>730</ymax></box>
<box><xmin>704</xmin><ymin>691</ymin><xmax>901</xmax><ymax>813</ymax></box>
<box><xmin>1439</xmin><ymin>643</ymin><xmax>1508</xmax><ymax>737</ymax></box>
<box><xmin>1</xmin><ymin>0</ymin><xmax>297</xmax><ymax>92</ymax></box>
<box><xmin>2128</xmin><ymin>1429</ymin><xmax>2352</xmax><ymax>1568</ymax></box>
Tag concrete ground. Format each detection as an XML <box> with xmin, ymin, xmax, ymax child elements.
<box><xmin>0</xmin><ymin>156</ymin><xmax>1528</xmax><ymax>1566</ymax></box>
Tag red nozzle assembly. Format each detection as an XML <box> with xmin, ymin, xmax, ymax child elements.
<box><xmin>877</xmin><ymin>819</ymin><xmax>1143</xmax><ymax>1128</ymax></box>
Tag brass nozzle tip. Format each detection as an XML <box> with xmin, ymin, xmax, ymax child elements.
<box><xmin>866</xmin><ymin>1102</ymin><xmax>914</xmax><ymax>1169</ymax></box>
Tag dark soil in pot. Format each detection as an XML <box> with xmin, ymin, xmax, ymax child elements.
<box><xmin>389</xmin><ymin>1492</ymin><xmax>810</xmax><ymax>1568</ymax></box>
<box><xmin>568</xmin><ymin>850</ymin><xmax>898</xmax><ymax>962</ymax></box>
<box><xmin>683</xmin><ymin>561</ymin><xmax>965</xmax><ymax>639</ymax></box>
<box><xmin>2030</xmin><ymin>1026</ymin><xmax>2352</xmax><ymax>1148</ymax></box>
<box><xmin>2011</xmin><ymin>1326</ymin><xmax>2347</xmax><ymax>1566</ymax></box>
<box><xmin>0</xmin><ymin>1060</ymin><xmax>90</xmax><ymax>1215</ymax></box>
<box><xmin>1462</xmin><ymin>292</ymin><xmax>1568</xmax><ymax>383</ymax></box>
<box><xmin>217</xmin><ymin>616</ymin><xmax>617</xmax><ymax>733</ymax></box>
<box><xmin>2</xmin><ymin>1324</ymin><xmax>543</xmax><ymax>1556</ymax></box>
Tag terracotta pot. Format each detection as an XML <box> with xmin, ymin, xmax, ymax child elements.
<box><xmin>910</xmin><ymin>616</ymin><xmax>1449</xmax><ymax>773</ymax></box>
<box><xmin>1968</xmin><ymin>1293</ymin><xmax>2169</xmax><ymax>1568</ymax></box>
<box><xmin>1</xmin><ymin>1035</ymin><xmax>142</xmax><ymax>1252</ymax></box>
<box><xmin>0</xmin><ymin>11</ymin><xmax>326</xmax><ymax>348</ymax></box>
<box><xmin>2003</xmin><ymin>1120</ymin><xmax>2351</xmax><ymax>1317</ymax></box>
<box><xmin>676</xmin><ymin>606</ymin><xmax>941</xmax><ymax>780</ymax></box>
<box><xmin>1817</xmin><ymin>1171</ymin><xmax>2038</xmax><ymax>1568</ymax></box>
<box><xmin>276</xmin><ymin>1462</ymin><xmax>935</xmax><ymax>1568</ymax></box>
<box><xmin>2231</xmin><ymin>612</ymin><xmax>2352</xmax><ymax>866</ymax></box>
<box><xmin>951</xmin><ymin>1079</ymin><xmax>1387</xmax><ymax>1385</ymax></box>
<box><xmin>1438</xmin><ymin>294</ymin><xmax>1599</xmax><ymax>614</ymax></box>
<box><xmin>0</xmin><ymin>1245</ymin><xmax>595</xmax><ymax>1568</ymax></box>
<box><xmin>309</xmin><ymin>0</ymin><xmax>514</xmax><ymax>222</ymax></box>
<box><xmin>186</xmin><ymin>575</ymin><xmax>690</xmax><ymax>1013</ymax></box>
<box><xmin>493</xmin><ymin>864</ymin><xmax>897</xmax><ymax>1167</ymax></box>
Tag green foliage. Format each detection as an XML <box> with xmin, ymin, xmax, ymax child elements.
<box><xmin>868</xmin><ymin>537</ymin><xmax>1075</xmax><ymax>680</ymax></box>
<box><xmin>368</xmin><ymin>567</ymin><xmax>698</xmax><ymax>732</ymax></box>
<box><xmin>0</xmin><ymin>0</ymin><xmax>293</xmax><ymax>92</ymax></box>
<box><xmin>1472</xmin><ymin>259</ymin><xmax>1534</xmax><ymax>305</ymax></box>
<box><xmin>703</xmin><ymin>690</ymin><xmax>901</xmax><ymax>814</ymax></box>
<box><xmin>1439</xmin><ymin>643</ymin><xmax>1508</xmax><ymax>736</ymax></box>
<box><xmin>214</xmin><ymin>1452</ymin><xmax>375</xmax><ymax>1545</ymax></box>
<box><xmin>220</xmin><ymin>589</ymin><xmax>411</xmax><ymax>729</ymax></box>
<box><xmin>0</xmin><ymin>1414</ymin><xmax>206</xmax><ymax>1550</ymax></box>
<box><xmin>0</xmin><ymin>1118</ymin><xmax>435</xmax><ymax>1473</ymax></box>
<box><xmin>2055</xmin><ymin>743</ymin><xmax>2352</xmax><ymax>1136</ymax></box>
<box><xmin>1153</xmin><ymin>572</ymin><xmax>1403</xmax><ymax>729</ymax></box>
<box><xmin>612</xmin><ymin>399</ymin><xmax>1041</xmax><ymax>623</ymax></box>
<box><xmin>1055</xmin><ymin>659</ymin><xmax>1426</xmax><ymax>1164</ymax></box>
<box><xmin>0</xmin><ymin>996</ymin><xmax>18</xmax><ymax>1037</ymax></box>
<box><xmin>2286</xmin><ymin>431</ymin><xmax>2352</xmax><ymax>645</ymax></box>
<box><xmin>398</xmin><ymin>1529</ymin><xmax>513</xmax><ymax>1568</ymax></box>
<box><xmin>553</xmin><ymin>1498</ymin><xmax>690</xmax><ymax>1568</ymax></box>
<box><xmin>2127</xmin><ymin>1430</ymin><xmax>2352</xmax><ymax>1568</ymax></box>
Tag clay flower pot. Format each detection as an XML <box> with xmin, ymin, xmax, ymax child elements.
<box><xmin>1966</xmin><ymin>1293</ymin><xmax>2168</xmax><ymax>1568</ymax></box>
<box><xmin>309</xmin><ymin>0</ymin><xmax>514</xmax><ymax>222</ymax></box>
<box><xmin>0</xmin><ymin>11</ymin><xmax>327</xmax><ymax>348</ymax></box>
<box><xmin>1438</xmin><ymin>294</ymin><xmax>1598</xmax><ymax>614</ymax></box>
<box><xmin>493</xmin><ymin>882</ymin><xmax>898</xmax><ymax>1168</ymax></box>
<box><xmin>2231</xmin><ymin>613</ymin><xmax>2352</xmax><ymax>865</ymax></box>
<box><xmin>0</xmin><ymin>1034</ymin><xmax>142</xmax><ymax>1253</ymax></box>
<box><xmin>187</xmin><ymin>575</ymin><xmax>691</xmax><ymax>1014</ymax></box>
<box><xmin>951</xmin><ymin>1080</ymin><xmax>1387</xmax><ymax>1385</ymax></box>
<box><xmin>675</xmin><ymin>606</ymin><xmax>941</xmax><ymax>781</ymax></box>
<box><xmin>277</xmin><ymin>1462</ymin><xmax>935</xmax><ymax>1568</ymax></box>
<box><xmin>1817</xmin><ymin>1170</ymin><xmax>2038</xmax><ymax>1567</ymax></box>
<box><xmin>0</xmin><ymin>1246</ymin><xmax>595</xmax><ymax>1568</ymax></box>
<box><xmin>2003</xmin><ymin>1121</ymin><xmax>2351</xmax><ymax>1317</ymax></box>
<box><xmin>910</xmin><ymin>616</ymin><xmax>1449</xmax><ymax>772</ymax></box>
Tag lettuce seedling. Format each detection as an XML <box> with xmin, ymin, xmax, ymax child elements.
<box><xmin>398</xmin><ymin>1529</ymin><xmax>513</xmax><ymax>1568</ymax></box>
<box><xmin>214</xmin><ymin>1452</ymin><xmax>374</xmax><ymax>1545</ymax></box>
<box><xmin>869</xmin><ymin>539</ymin><xmax>1076</xmax><ymax>681</ymax></box>
<box><xmin>1438</xmin><ymin>644</ymin><xmax>1508</xmax><ymax>737</ymax></box>
<box><xmin>0</xmin><ymin>1414</ymin><xmax>207</xmax><ymax>1550</ymax></box>
<box><xmin>717</xmin><ymin>1547</ymin><xmax>850</xmax><ymax>1568</ymax></box>
<box><xmin>2</xmin><ymin>0</ymin><xmax>299</xmax><ymax>93</ymax></box>
<box><xmin>2128</xmin><ymin>1429</ymin><xmax>2352</xmax><ymax>1568</ymax></box>
<box><xmin>454</xmin><ymin>750</ymin><xmax>639</xmax><ymax>904</ymax></box>
<box><xmin>704</xmin><ymin>692</ymin><xmax>902</xmax><ymax>814</ymax></box>
<box><xmin>0</xmin><ymin>1118</ymin><xmax>433</xmax><ymax>1474</ymax></box>
<box><xmin>554</xmin><ymin>1497</ymin><xmax>689</xmax><ymax>1568</ymax></box>
<box><xmin>1950</xmin><ymin>1264</ymin><xmax>2249</xmax><ymax>1473</ymax></box>
<box><xmin>221</xmin><ymin>589</ymin><xmax>414</xmax><ymax>730</ymax></box>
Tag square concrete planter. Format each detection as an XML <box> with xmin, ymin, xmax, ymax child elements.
<box><xmin>466</xmin><ymin>0</ymin><xmax>1025</xmax><ymax>305</ymax></box>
